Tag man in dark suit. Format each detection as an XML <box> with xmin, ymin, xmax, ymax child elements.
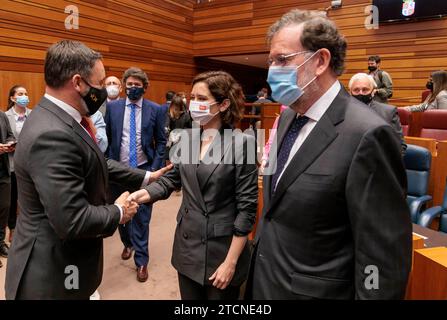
<box><xmin>0</xmin><ymin>111</ymin><xmax>16</xmax><ymax>265</ymax></box>
<box><xmin>4</xmin><ymin>40</ymin><xmax>168</xmax><ymax>300</ymax></box>
<box><xmin>349</xmin><ymin>72</ymin><xmax>407</xmax><ymax>154</ymax></box>
<box><xmin>105</xmin><ymin>67</ymin><xmax>167</xmax><ymax>282</ymax></box>
<box><xmin>247</xmin><ymin>9</ymin><xmax>412</xmax><ymax>300</ymax></box>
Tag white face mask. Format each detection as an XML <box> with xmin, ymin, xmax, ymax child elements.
<box><xmin>189</xmin><ymin>100</ymin><xmax>219</xmax><ymax>125</ymax></box>
<box><xmin>106</xmin><ymin>85</ymin><xmax>120</xmax><ymax>99</ymax></box>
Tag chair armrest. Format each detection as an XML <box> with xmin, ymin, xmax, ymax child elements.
<box><xmin>409</xmin><ymin>195</ymin><xmax>432</xmax><ymax>223</ymax></box>
<box><xmin>417</xmin><ymin>206</ymin><xmax>443</xmax><ymax>228</ymax></box>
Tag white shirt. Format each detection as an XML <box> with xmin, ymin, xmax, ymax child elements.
<box><xmin>119</xmin><ymin>98</ymin><xmax>148</xmax><ymax>167</ymax></box>
<box><xmin>274</xmin><ymin>81</ymin><xmax>341</xmax><ymax>188</ymax></box>
<box><xmin>11</xmin><ymin>107</ymin><xmax>29</xmax><ymax>137</ymax></box>
<box><xmin>44</xmin><ymin>93</ymin><xmax>151</xmax><ymax>221</ymax></box>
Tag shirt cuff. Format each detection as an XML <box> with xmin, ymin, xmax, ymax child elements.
<box><xmin>141</xmin><ymin>171</ymin><xmax>151</xmax><ymax>187</ymax></box>
<box><xmin>115</xmin><ymin>204</ymin><xmax>123</xmax><ymax>224</ymax></box>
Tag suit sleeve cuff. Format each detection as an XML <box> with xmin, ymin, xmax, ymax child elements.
<box><xmin>115</xmin><ymin>204</ymin><xmax>123</xmax><ymax>224</ymax></box>
<box><xmin>141</xmin><ymin>171</ymin><xmax>151</xmax><ymax>188</ymax></box>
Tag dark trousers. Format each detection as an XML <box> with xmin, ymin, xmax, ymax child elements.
<box><xmin>0</xmin><ymin>177</ymin><xmax>11</xmax><ymax>244</ymax></box>
<box><xmin>114</xmin><ymin>162</ymin><xmax>152</xmax><ymax>267</ymax></box>
<box><xmin>8</xmin><ymin>172</ymin><xmax>17</xmax><ymax>230</ymax></box>
<box><xmin>178</xmin><ymin>272</ymin><xmax>241</xmax><ymax>300</ymax></box>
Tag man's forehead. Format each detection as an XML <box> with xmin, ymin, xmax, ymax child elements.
<box><xmin>270</xmin><ymin>24</ymin><xmax>304</xmax><ymax>52</ymax></box>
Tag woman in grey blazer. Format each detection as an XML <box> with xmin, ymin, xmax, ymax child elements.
<box><xmin>5</xmin><ymin>85</ymin><xmax>32</xmax><ymax>243</ymax></box>
<box><xmin>129</xmin><ymin>71</ymin><xmax>258</xmax><ymax>300</ymax></box>
<box><xmin>406</xmin><ymin>70</ymin><xmax>447</xmax><ymax>112</ymax></box>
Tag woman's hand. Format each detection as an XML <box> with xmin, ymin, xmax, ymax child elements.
<box><xmin>149</xmin><ymin>163</ymin><xmax>173</xmax><ymax>183</ymax></box>
<box><xmin>209</xmin><ymin>260</ymin><xmax>236</xmax><ymax>290</ymax></box>
<box><xmin>127</xmin><ymin>189</ymin><xmax>151</xmax><ymax>204</ymax></box>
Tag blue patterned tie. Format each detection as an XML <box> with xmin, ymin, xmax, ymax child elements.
<box><xmin>271</xmin><ymin>115</ymin><xmax>309</xmax><ymax>193</ymax></box>
<box><xmin>129</xmin><ymin>103</ymin><xmax>138</xmax><ymax>168</ymax></box>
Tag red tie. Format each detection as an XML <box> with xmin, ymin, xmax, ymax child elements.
<box><xmin>80</xmin><ymin>117</ymin><xmax>97</xmax><ymax>143</ymax></box>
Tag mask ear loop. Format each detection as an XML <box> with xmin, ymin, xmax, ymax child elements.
<box><xmin>296</xmin><ymin>50</ymin><xmax>320</xmax><ymax>91</ymax></box>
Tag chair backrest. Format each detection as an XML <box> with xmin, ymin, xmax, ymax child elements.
<box><xmin>404</xmin><ymin>144</ymin><xmax>431</xmax><ymax>202</ymax></box>
<box><xmin>397</xmin><ymin>107</ymin><xmax>411</xmax><ymax>136</ymax></box>
<box><xmin>420</xmin><ymin>110</ymin><xmax>447</xmax><ymax>140</ymax></box>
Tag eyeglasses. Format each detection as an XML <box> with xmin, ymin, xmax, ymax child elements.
<box><xmin>268</xmin><ymin>51</ymin><xmax>312</xmax><ymax>66</ymax></box>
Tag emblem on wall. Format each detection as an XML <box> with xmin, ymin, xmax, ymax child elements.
<box><xmin>402</xmin><ymin>0</ymin><xmax>416</xmax><ymax>17</ymax></box>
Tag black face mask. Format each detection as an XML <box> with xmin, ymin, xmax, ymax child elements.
<box><xmin>353</xmin><ymin>93</ymin><xmax>373</xmax><ymax>105</ymax></box>
<box><xmin>426</xmin><ymin>81</ymin><xmax>434</xmax><ymax>91</ymax></box>
<box><xmin>81</xmin><ymin>78</ymin><xmax>108</xmax><ymax>116</ymax></box>
<box><xmin>126</xmin><ymin>86</ymin><xmax>145</xmax><ymax>101</ymax></box>
<box><xmin>368</xmin><ymin>66</ymin><xmax>378</xmax><ymax>72</ymax></box>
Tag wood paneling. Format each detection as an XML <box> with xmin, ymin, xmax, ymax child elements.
<box><xmin>194</xmin><ymin>0</ymin><xmax>447</xmax><ymax>106</ymax></box>
<box><xmin>0</xmin><ymin>0</ymin><xmax>195</xmax><ymax>110</ymax></box>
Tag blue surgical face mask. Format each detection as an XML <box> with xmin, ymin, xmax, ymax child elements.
<box><xmin>267</xmin><ymin>51</ymin><xmax>319</xmax><ymax>106</ymax></box>
<box><xmin>15</xmin><ymin>95</ymin><xmax>29</xmax><ymax>108</ymax></box>
<box><xmin>126</xmin><ymin>86</ymin><xmax>145</xmax><ymax>101</ymax></box>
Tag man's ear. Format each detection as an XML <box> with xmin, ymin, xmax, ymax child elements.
<box><xmin>72</xmin><ymin>74</ymin><xmax>83</xmax><ymax>92</ymax></box>
<box><xmin>315</xmin><ymin>48</ymin><xmax>331</xmax><ymax>77</ymax></box>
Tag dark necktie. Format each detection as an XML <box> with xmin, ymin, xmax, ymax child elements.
<box><xmin>129</xmin><ymin>103</ymin><xmax>138</xmax><ymax>168</ymax></box>
<box><xmin>271</xmin><ymin>115</ymin><xmax>309</xmax><ymax>193</ymax></box>
<box><xmin>80</xmin><ymin>116</ymin><xmax>96</xmax><ymax>143</ymax></box>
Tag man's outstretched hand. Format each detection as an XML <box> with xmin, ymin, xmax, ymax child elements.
<box><xmin>149</xmin><ymin>163</ymin><xmax>173</xmax><ymax>184</ymax></box>
<box><xmin>115</xmin><ymin>191</ymin><xmax>139</xmax><ymax>224</ymax></box>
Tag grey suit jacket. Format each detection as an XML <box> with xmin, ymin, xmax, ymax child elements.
<box><xmin>145</xmin><ymin>127</ymin><xmax>258</xmax><ymax>286</ymax></box>
<box><xmin>248</xmin><ymin>87</ymin><xmax>412</xmax><ymax>300</ymax></box>
<box><xmin>5</xmin><ymin>107</ymin><xmax>32</xmax><ymax>172</ymax></box>
<box><xmin>5</xmin><ymin>97</ymin><xmax>146</xmax><ymax>300</ymax></box>
<box><xmin>369</xmin><ymin>100</ymin><xmax>407</xmax><ymax>154</ymax></box>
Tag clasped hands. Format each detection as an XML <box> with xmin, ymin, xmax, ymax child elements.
<box><xmin>0</xmin><ymin>141</ymin><xmax>16</xmax><ymax>155</ymax></box>
<box><xmin>115</xmin><ymin>163</ymin><xmax>174</xmax><ymax>224</ymax></box>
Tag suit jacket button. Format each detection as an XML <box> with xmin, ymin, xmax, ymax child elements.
<box><xmin>183</xmin><ymin>232</ymin><xmax>188</xmax><ymax>239</ymax></box>
<box><xmin>185</xmin><ymin>208</ymin><xmax>189</xmax><ymax>213</ymax></box>
<box><xmin>204</xmin><ymin>212</ymin><xmax>208</xmax><ymax>217</ymax></box>
<box><xmin>201</xmin><ymin>238</ymin><xmax>206</xmax><ymax>244</ymax></box>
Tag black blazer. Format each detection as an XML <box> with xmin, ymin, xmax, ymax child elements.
<box><xmin>0</xmin><ymin>111</ymin><xmax>15</xmax><ymax>177</ymax></box>
<box><xmin>5</xmin><ymin>97</ymin><xmax>146</xmax><ymax>300</ymax></box>
<box><xmin>145</xmin><ymin>126</ymin><xmax>258</xmax><ymax>286</ymax></box>
<box><xmin>248</xmin><ymin>86</ymin><xmax>412</xmax><ymax>300</ymax></box>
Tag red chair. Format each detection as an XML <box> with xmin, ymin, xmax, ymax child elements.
<box><xmin>420</xmin><ymin>110</ymin><xmax>447</xmax><ymax>141</ymax></box>
<box><xmin>397</xmin><ymin>107</ymin><xmax>412</xmax><ymax>136</ymax></box>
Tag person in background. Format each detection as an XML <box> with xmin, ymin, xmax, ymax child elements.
<box><xmin>5</xmin><ymin>85</ymin><xmax>32</xmax><ymax>244</ymax></box>
<box><xmin>165</xmin><ymin>94</ymin><xmax>192</xmax><ymax>163</ymax></box>
<box><xmin>260</xmin><ymin>105</ymin><xmax>288</xmax><ymax>172</ymax></box>
<box><xmin>105</xmin><ymin>67</ymin><xmax>167</xmax><ymax>282</ymax></box>
<box><xmin>97</xmin><ymin>76</ymin><xmax>123</xmax><ymax>116</ymax></box>
<box><xmin>349</xmin><ymin>73</ymin><xmax>406</xmax><ymax>154</ymax></box>
<box><xmin>422</xmin><ymin>72</ymin><xmax>435</xmax><ymax>103</ymax></box>
<box><xmin>251</xmin><ymin>91</ymin><xmax>272</xmax><ymax>131</ymax></box>
<box><xmin>405</xmin><ymin>70</ymin><xmax>447</xmax><ymax>112</ymax></box>
<box><xmin>89</xmin><ymin>110</ymin><xmax>108</xmax><ymax>154</ymax></box>
<box><xmin>128</xmin><ymin>71</ymin><xmax>258</xmax><ymax>300</ymax></box>
<box><xmin>161</xmin><ymin>90</ymin><xmax>176</xmax><ymax>110</ymax></box>
<box><xmin>0</xmin><ymin>110</ymin><xmax>16</xmax><ymax>267</ymax></box>
<box><xmin>368</xmin><ymin>55</ymin><xmax>393</xmax><ymax>103</ymax></box>
<box><xmin>177</xmin><ymin>91</ymin><xmax>188</xmax><ymax>110</ymax></box>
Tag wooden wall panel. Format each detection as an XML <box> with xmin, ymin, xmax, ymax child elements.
<box><xmin>194</xmin><ymin>0</ymin><xmax>447</xmax><ymax>106</ymax></box>
<box><xmin>0</xmin><ymin>0</ymin><xmax>195</xmax><ymax>110</ymax></box>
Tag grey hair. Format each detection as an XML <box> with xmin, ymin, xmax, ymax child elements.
<box><xmin>266</xmin><ymin>9</ymin><xmax>347</xmax><ymax>76</ymax></box>
<box><xmin>44</xmin><ymin>40</ymin><xmax>102</xmax><ymax>88</ymax></box>
<box><xmin>349</xmin><ymin>73</ymin><xmax>378</xmax><ymax>90</ymax></box>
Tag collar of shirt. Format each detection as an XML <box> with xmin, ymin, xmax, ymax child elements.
<box><xmin>11</xmin><ymin>107</ymin><xmax>28</xmax><ymax>121</ymax></box>
<box><xmin>126</xmin><ymin>97</ymin><xmax>143</xmax><ymax>108</ymax></box>
<box><xmin>302</xmin><ymin>80</ymin><xmax>341</xmax><ymax>122</ymax></box>
<box><xmin>44</xmin><ymin>93</ymin><xmax>82</xmax><ymax>124</ymax></box>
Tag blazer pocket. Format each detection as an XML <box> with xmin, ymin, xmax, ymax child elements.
<box><xmin>291</xmin><ymin>272</ymin><xmax>353</xmax><ymax>300</ymax></box>
<box><xmin>299</xmin><ymin>173</ymin><xmax>334</xmax><ymax>186</ymax></box>
<box><xmin>213</xmin><ymin>222</ymin><xmax>234</xmax><ymax>238</ymax></box>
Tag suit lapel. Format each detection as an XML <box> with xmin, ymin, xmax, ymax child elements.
<box><xmin>5</xmin><ymin>111</ymin><xmax>17</xmax><ymax>138</ymax></box>
<box><xmin>116</xmin><ymin>100</ymin><xmax>126</xmax><ymax>154</ymax></box>
<box><xmin>264</xmin><ymin>88</ymin><xmax>349</xmax><ymax>218</ymax></box>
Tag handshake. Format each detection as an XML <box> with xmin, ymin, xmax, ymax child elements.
<box><xmin>114</xmin><ymin>163</ymin><xmax>173</xmax><ymax>224</ymax></box>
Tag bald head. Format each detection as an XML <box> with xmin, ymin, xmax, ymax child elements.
<box><xmin>105</xmin><ymin>76</ymin><xmax>122</xmax><ymax>99</ymax></box>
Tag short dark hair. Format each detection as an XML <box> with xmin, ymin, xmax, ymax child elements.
<box><xmin>44</xmin><ymin>40</ymin><xmax>102</xmax><ymax>88</ymax></box>
<box><xmin>257</xmin><ymin>91</ymin><xmax>266</xmax><ymax>98</ymax></box>
<box><xmin>267</xmin><ymin>9</ymin><xmax>347</xmax><ymax>76</ymax></box>
<box><xmin>192</xmin><ymin>71</ymin><xmax>245</xmax><ymax>126</ymax></box>
<box><xmin>122</xmin><ymin>67</ymin><xmax>149</xmax><ymax>89</ymax></box>
<box><xmin>166</xmin><ymin>90</ymin><xmax>176</xmax><ymax>101</ymax></box>
<box><xmin>368</xmin><ymin>55</ymin><xmax>381</xmax><ymax>63</ymax></box>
